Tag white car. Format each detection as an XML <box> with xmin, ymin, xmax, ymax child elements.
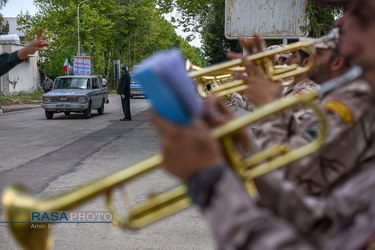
<box><xmin>42</xmin><ymin>75</ymin><xmax>108</xmax><ymax>119</ymax></box>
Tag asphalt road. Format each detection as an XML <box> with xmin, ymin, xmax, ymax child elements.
<box><xmin>0</xmin><ymin>95</ymin><xmax>214</xmax><ymax>250</ymax></box>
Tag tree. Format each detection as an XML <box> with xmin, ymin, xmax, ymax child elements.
<box><xmin>16</xmin><ymin>0</ymin><xmax>204</xmax><ymax>79</ymax></box>
<box><xmin>157</xmin><ymin>0</ymin><xmax>241</xmax><ymax>64</ymax></box>
<box><xmin>201</xmin><ymin>10</ymin><xmax>240</xmax><ymax>64</ymax></box>
<box><xmin>0</xmin><ymin>0</ymin><xmax>9</xmax><ymax>34</ymax></box>
<box><xmin>301</xmin><ymin>2</ymin><xmax>341</xmax><ymax>37</ymax></box>
<box><xmin>0</xmin><ymin>14</ymin><xmax>9</xmax><ymax>34</ymax></box>
<box><xmin>0</xmin><ymin>0</ymin><xmax>7</xmax><ymax>9</ymax></box>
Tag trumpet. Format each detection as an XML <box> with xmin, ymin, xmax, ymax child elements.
<box><xmin>186</xmin><ymin>60</ymin><xmax>203</xmax><ymax>71</ymax></box>
<box><xmin>2</xmin><ymin>95</ymin><xmax>327</xmax><ymax>250</ymax></box>
<box><xmin>190</xmin><ymin>32</ymin><xmax>336</xmax><ymax>97</ymax></box>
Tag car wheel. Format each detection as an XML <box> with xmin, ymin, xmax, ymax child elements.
<box><xmin>64</xmin><ymin>111</ymin><xmax>71</xmax><ymax>116</ymax></box>
<box><xmin>97</xmin><ymin>100</ymin><xmax>104</xmax><ymax>115</ymax></box>
<box><xmin>83</xmin><ymin>102</ymin><xmax>91</xmax><ymax>119</ymax></box>
<box><xmin>45</xmin><ymin>110</ymin><xmax>54</xmax><ymax>119</ymax></box>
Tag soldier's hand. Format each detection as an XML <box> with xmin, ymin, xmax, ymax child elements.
<box><xmin>233</xmin><ymin>54</ymin><xmax>282</xmax><ymax>107</ymax></box>
<box><xmin>121</xmin><ymin>94</ymin><xmax>125</xmax><ymax>99</ymax></box>
<box><xmin>150</xmin><ymin>110</ymin><xmax>225</xmax><ymax>181</ymax></box>
<box><xmin>227</xmin><ymin>33</ymin><xmax>282</xmax><ymax>107</ymax></box>
<box><xmin>239</xmin><ymin>34</ymin><xmax>266</xmax><ymax>54</ymax></box>
<box><xmin>18</xmin><ymin>28</ymin><xmax>49</xmax><ymax>60</ymax></box>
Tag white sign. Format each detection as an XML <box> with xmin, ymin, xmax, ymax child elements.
<box><xmin>225</xmin><ymin>0</ymin><xmax>308</xmax><ymax>39</ymax></box>
<box><xmin>73</xmin><ymin>56</ymin><xmax>92</xmax><ymax>75</ymax></box>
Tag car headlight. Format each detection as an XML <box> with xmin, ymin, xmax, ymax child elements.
<box><xmin>78</xmin><ymin>96</ymin><xmax>88</xmax><ymax>103</ymax></box>
<box><xmin>43</xmin><ymin>97</ymin><xmax>51</xmax><ymax>103</ymax></box>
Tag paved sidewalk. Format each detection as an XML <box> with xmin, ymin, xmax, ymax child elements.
<box><xmin>0</xmin><ymin>103</ymin><xmax>42</xmax><ymax>113</ymax></box>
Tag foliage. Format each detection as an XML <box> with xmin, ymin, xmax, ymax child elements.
<box><xmin>157</xmin><ymin>0</ymin><xmax>241</xmax><ymax>64</ymax></box>
<box><xmin>38</xmin><ymin>47</ymin><xmax>74</xmax><ymax>77</ymax></box>
<box><xmin>0</xmin><ymin>91</ymin><xmax>43</xmax><ymax>106</ymax></box>
<box><xmin>300</xmin><ymin>2</ymin><xmax>339</xmax><ymax>37</ymax></box>
<box><xmin>157</xmin><ymin>0</ymin><xmax>221</xmax><ymax>34</ymax></box>
<box><xmin>0</xmin><ymin>0</ymin><xmax>7</xmax><ymax>9</ymax></box>
<box><xmin>0</xmin><ymin>0</ymin><xmax>8</xmax><ymax>34</ymax></box>
<box><xmin>16</xmin><ymin>0</ymin><xmax>205</xmax><ymax>80</ymax></box>
<box><xmin>201</xmin><ymin>11</ymin><xmax>240</xmax><ymax>64</ymax></box>
<box><xmin>0</xmin><ymin>13</ymin><xmax>9</xmax><ymax>34</ymax></box>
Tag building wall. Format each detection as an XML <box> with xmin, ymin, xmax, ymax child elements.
<box><xmin>0</xmin><ymin>44</ymin><xmax>40</xmax><ymax>95</ymax></box>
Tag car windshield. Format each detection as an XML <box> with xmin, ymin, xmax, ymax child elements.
<box><xmin>54</xmin><ymin>78</ymin><xmax>89</xmax><ymax>89</ymax></box>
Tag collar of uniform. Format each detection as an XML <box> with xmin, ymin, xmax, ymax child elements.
<box><xmin>285</xmin><ymin>78</ymin><xmax>313</xmax><ymax>93</ymax></box>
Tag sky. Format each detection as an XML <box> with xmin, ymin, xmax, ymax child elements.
<box><xmin>0</xmin><ymin>0</ymin><xmax>202</xmax><ymax>48</ymax></box>
<box><xmin>1</xmin><ymin>0</ymin><xmax>36</xmax><ymax>16</ymax></box>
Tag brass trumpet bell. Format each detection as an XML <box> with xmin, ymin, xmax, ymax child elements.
<box><xmin>189</xmin><ymin>32</ymin><xmax>336</xmax><ymax>97</ymax></box>
<box><xmin>185</xmin><ymin>60</ymin><xmax>203</xmax><ymax>71</ymax></box>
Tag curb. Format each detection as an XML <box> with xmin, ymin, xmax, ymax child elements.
<box><xmin>0</xmin><ymin>104</ymin><xmax>42</xmax><ymax>114</ymax></box>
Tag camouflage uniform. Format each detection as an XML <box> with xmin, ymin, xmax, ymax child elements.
<box><xmin>200</xmin><ymin>166</ymin><xmax>375</xmax><ymax>250</ymax></box>
<box><xmin>282</xmin><ymin>78</ymin><xmax>319</xmax><ymax>97</ymax></box>
<box><xmin>256</xmin><ymin>79</ymin><xmax>375</xmax><ymax>195</ymax></box>
<box><xmin>229</xmin><ymin>92</ymin><xmax>254</xmax><ymax>112</ymax></box>
<box><xmin>251</xmin><ymin>78</ymin><xmax>319</xmax><ymax>160</ymax></box>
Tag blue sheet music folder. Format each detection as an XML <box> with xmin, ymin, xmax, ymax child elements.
<box><xmin>135</xmin><ymin>67</ymin><xmax>191</xmax><ymax>124</ymax></box>
<box><xmin>134</xmin><ymin>49</ymin><xmax>202</xmax><ymax>125</ymax></box>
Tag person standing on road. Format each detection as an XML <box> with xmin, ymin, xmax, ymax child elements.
<box><xmin>117</xmin><ymin>63</ymin><xmax>132</xmax><ymax>121</ymax></box>
<box><xmin>0</xmin><ymin>28</ymin><xmax>48</xmax><ymax>76</ymax></box>
<box><xmin>42</xmin><ymin>75</ymin><xmax>53</xmax><ymax>92</ymax></box>
<box><xmin>102</xmin><ymin>76</ymin><xmax>109</xmax><ymax>91</ymax></box>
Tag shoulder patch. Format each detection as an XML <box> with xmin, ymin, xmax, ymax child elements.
<box><xmin>325</xmin><ymin>100</ymin><xmax>354</xmax><ymax>123</ymax></box>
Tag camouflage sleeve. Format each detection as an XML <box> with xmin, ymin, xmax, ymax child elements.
<box><xmin>202</xmin><ymin>169</ymin><xmax>315</xmax><ymax>250</ymax></box>
<box><xmin>254</xmin><ymin>167</ymin><xmax>375</xmax><ymax>249</ymax></box>
<box><xmin>253</xmin><ymin>108</ymin><xmax>296</xmax><ymax>153</ymax></box>
<box><xmin>229</xmin><ymin>93</ymin><xmax>255</xmax><ymax>112</ymax></box>
<box><xmin>199</xmin><ymin>166</ymin><xmax>375</xmax><ymax>249</ymax></box>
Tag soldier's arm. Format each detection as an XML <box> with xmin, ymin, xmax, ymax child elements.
<box><xmin>0</xmin><ymin>51</ymin><xmax>23</xmax><ymax>76</ymax></box>
<box><xmin>0</xmin><ymin>28</ymin><xmax>48</xmax><ymax>77</ymax></box>
<box><xmin>254</xmin><ymin>164</ymin><xmax>375</xmax><ymax>248</ymax></box>
<box><xmin>193</xmin><ymin>163</ymin><xmax>375</xmax><ymax>249</ymax></box>
<box><xmin>198</xmin><ymin>168</ymin><xmax>315</xmax><ymax>250</ymax></box>
<box><xmin>125</xmin><ymin>73</ymin><xmax>131</xmax><ymax>95</ymax></box>
<box><xmin>117</xmin><ymin>76</ymin><xmax>125</xmax><ymax>94</ymax></box>
<box><xmin>253</xmin><ymin>111</ymin><xmax>292</xmax><ymax>152</ymax></box>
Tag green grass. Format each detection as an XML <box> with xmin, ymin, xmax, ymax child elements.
<box><xmin>0</xmin><ymin>91</ymin><xmax>44</xmax><ymax>106</ymax></box>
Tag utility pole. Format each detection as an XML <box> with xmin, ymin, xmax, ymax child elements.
<box><xmin>77</xmin><ymin>0</ymin><xmax>88</xmax><ymax>56</ymax></box>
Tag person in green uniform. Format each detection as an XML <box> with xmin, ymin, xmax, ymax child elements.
<box><xmin>117</xmin><ymin>63</ymin><xmax>132</xmax><ymax>121</ymax></box>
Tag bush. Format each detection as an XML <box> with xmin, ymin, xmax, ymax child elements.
<box><xmin>0</xmin><ymin>91</ymin><xmax>44</xmax><ymax>106</ymax></box>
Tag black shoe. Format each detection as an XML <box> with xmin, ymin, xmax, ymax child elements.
<box><xmin>120</xmin><ymin>117</ymin><xmax>132</xmax><ymax>121</ymax></box>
